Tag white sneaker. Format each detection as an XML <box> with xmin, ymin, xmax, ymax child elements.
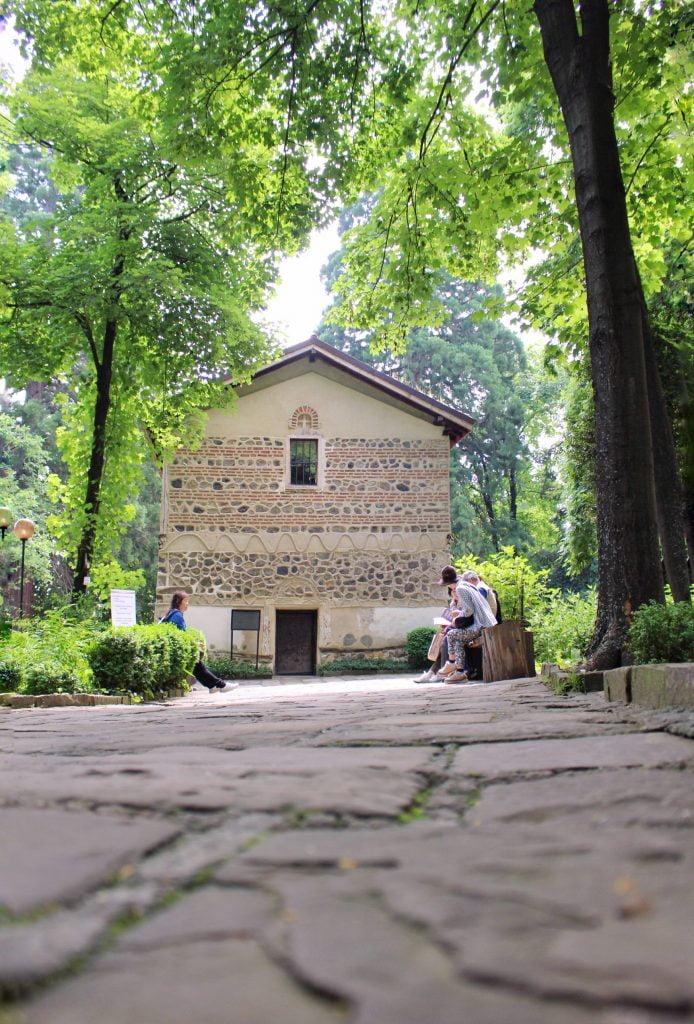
<box><xmin>413</xmin><ymin>670</ymin><xmax>437</xmax><ymax>684</ymax></box>
<box><xmin>216</xmin><ymin>681</ymin><xmax>240</xmax><ymax>692</ymax></box>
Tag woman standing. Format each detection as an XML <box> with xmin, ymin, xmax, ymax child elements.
<box><xmin>161</xmin><ymin>591</ymin><xmax>238</xmax><ymax>693</ymax></box>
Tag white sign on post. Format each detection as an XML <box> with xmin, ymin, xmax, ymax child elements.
<box><xmin>110</xmin><ymin>589</ymin><xmax>137</xmax><ymax>628</ymax></box>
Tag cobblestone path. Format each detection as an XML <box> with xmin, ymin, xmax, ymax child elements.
<box><xmin>1</xmin><ymin>675</ymin><xmax>693</xmax><ymax>1023</ymax></box>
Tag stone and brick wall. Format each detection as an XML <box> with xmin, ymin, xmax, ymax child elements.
<box><xmin>157</xmin><ymin>375</ymin><xmax>455</xmax><ymax>659</ymax></box>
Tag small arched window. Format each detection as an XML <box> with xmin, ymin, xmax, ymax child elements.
<box><xmin>288</xmin><ymin>405</ymin><xmax>319</xmax><ymax>432</ymax></box>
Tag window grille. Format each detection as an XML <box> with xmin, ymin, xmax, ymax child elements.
<box><xmin>290</xmin><ymin>438</ymin><xmax>318</xmax><ymax>486</ymax></box>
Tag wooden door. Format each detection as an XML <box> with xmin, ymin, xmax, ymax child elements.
<box><xmin>275</xmin><ymin>610</ymin><xmax>317</xmax><ymax>675</ymax></box>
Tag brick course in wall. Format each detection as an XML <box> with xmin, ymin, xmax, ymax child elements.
<box><xmin>158</xmin><ymin>435</ymin><xmax>451</xmax><ymax>608</ymax></box>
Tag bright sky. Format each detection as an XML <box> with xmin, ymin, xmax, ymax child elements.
<box><xmin>261</xmin><ymin>223</ymin><xmax>341</xmax><ymax>347</ymax></box>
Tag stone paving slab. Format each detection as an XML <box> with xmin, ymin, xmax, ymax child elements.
<box><xmin>450</xmin><ymin>731</ymin><xmax>694</xmax><ymax>777</ymax></box>
<box><xmin>0</xmin><ymin>807</ymin><xmax>180</xmax><ymax>915</ymax></box>
<box><xmin>0</xmin><ymin>744</ymin><xmax>436</xmax><ymax>815</ymax></box>
<box><xmin>2</xmin><ymin>674</ymin><xmax>693</xmax><ymax>1023</ymax></box>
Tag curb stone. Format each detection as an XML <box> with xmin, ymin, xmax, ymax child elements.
<box><xmin>604</xmin><ymin>663</ymin><xmax>694</xmax><ymax>710</ymax></box>
<box><xmin>4</xmin><ymin>693</ymin><xmax>132</xmax><ymax>708</ymax></box>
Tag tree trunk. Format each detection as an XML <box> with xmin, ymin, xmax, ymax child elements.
<box><xmin>534</xmin><ymin>0</ymin><xmax>663</xmax><ymax>668</ymax></box>
<box><xmin>72</xmin><ymin>318</ymin><xmax>117</xmax><ymax>594</ymax></box>
<box><xmin>508</xmin><ymin>463</ymin><xmax>518</xmax><ymax>522</ymax></box>
<box><xmin>479</xmin><ymin>461</ymin><xmax>500</xmax><ymax>550</ymax></box>
<box><xmin>640</xmin><ymin>300</ymin><xmax>692</xmax><ymax>601</ymax></box>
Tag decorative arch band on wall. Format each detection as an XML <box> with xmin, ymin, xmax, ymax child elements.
<box><xmin>288</xmin><ymin>405</ymin><xmax>320</xmax><ymax>432</ymax></box>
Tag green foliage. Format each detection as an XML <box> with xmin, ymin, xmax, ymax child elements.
<box><xmin>0</xmin><ymin>660</ymin><xmax>22</xmax><ymax>691</ymax></box>
<box><xmin>0</xmin><ymin>609</ymin><xmax>100</xmax><ymax>692</ymax></box>
<box><xmin>88</xmin><ymin>623</ymin><xmax>198</xmax><ymax>699</ymax></box>
<box><xmin>628</xmin><ymin>600</ymin><xmax>694</xmax><ymax>665</ymax></box>
<box><xmin>458</xmin><ymin>549</ymin><xmax>596</xmax><ymax>664</ymax></box>
<box><xmin>207</xmin><ymin>656</ymin><xmax>272</xmax><ymax>680</ymax></box>
<box><xmin>0</xmin><ymin>44</ymin><xmax>282</xmax><ymax>588</ymax></box>
<box><xmin>552</xmin><ymin>672</ymin><xmax>587</xmax><ymax>697</ymax></box>
<box><xmin>405</xmin><ymin>627</ymin><xmax>437</xmax><ymax>668</ymax></box>
<box><xmin>560</xmin><ymin>370</ymin><xmax>598</xmax><ymax>575</ymax></box>
<box><xmin>318</xmin><ymin>656</ymin><xmax>409</xmax><ymax>675</ymax></box>
<box><xmin>532</xmin><ymin>589</ymin><xmax>597</xmax><ymax>667</ymax></box>
<box><xmin>87</xmin><ymin>561</ymin><xmax>146</xmax><ymax>603</ymax></box>
<box><xmin>322</xmin><ymin>266</ymin><xmax>556</xmax><ymax>561</ymax></box>
<box><xmin>457</xmin><ymin>548</ymin><xmax>552</xmax><ymax>624</ymax></box>
<box><xmin>0</xmin><ymin>410</ymin><xmax>61</xmax><ymax>609</ymax></box>
<box><xmin>23</xmin><ymin>662</ymin><xmax>81</xmax><ymax>695</ymax></box>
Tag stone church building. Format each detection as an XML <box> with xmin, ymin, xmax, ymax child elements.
<box><xmin>156</xmin><ymin>337</ymin><xmax>474</xmax><ymax>673</ymax></box>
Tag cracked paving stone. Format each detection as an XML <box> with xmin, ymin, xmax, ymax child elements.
<box><xmin>0</xmin><ymin>884</ymin><xmax>159</xmax><ymax>998</ymax></box>
<box><xmin>116</xmin><ymin>885</ymin><xmax>274</xmax><ymax>950</ymax></box>
<box><xmin>0</xmin><ymin>746</ymin><xmax>436</xmax><ymax>816</ymax></box>
<box><xmin>0</xmin><ymin>808</ymin><xmax>180</xmax><ymax>915</ymax></box>
<box><xmin>15</xmin><ymin>939</ymin><xmax>346</xmax><ymax>1024</ymax></box>
<box><xmin>450</xmin><ymin>732</ymin><xmax>694</xmax><ymax>778</ymax></box>
<box><xmin>2</xmin><ymin>675</ymin><xmax>693</xmax><ymax>1023</ymax></box>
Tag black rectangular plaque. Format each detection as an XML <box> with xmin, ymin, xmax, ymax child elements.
<box><xmin>231</xmin><ymin>609</ymin><xmax>261</xmax><ymax>631</ymax></box>
<box><xmin>230</xmin><ymin>609</ymin><xmax>261</xmax><ymax>668</ymax></box>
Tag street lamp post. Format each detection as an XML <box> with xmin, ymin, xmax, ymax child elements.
<box><xmin>13</xmin><ymin>519</ymin><xmax>36</xmax><ymax>618</ymax></box>
<box><xmin>0</xmin><ymin>508</ymin><xmax>11</xmax><ymax>542</ymax></box>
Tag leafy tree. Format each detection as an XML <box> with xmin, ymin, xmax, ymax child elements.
<box><xmin>324</xmin><ymin>0</ymin><xmax>692</xmax><ymax>665</ymax></box>
<box><xmin>5</xmin><ymin>0</ymin><xmax>690</xmax><ymax>668</ymax></box>
<box><xmin>0</xmin><ymin>60</ymin><xmax>278</xmax><ymax>592</ymax></box>
<box><xmin>321</xmin><ymin>256</ymin><xmax>541</xmax><ymax>557</ymax></box>
<box><xmin>0</xmin><ymin>410</ymin><xmax>58</xmax><ymax>611</ymax></box>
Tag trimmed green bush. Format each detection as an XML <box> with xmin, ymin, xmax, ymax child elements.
<box><xmin>405</xmin><ymin>626</ymin><xmax>437</xmax><ymax>668</ymax></box>
<box><xmin>89</xmin><ymin>624</ymin><xmax>199</xmax><ymax>699</ymax></box>
<box><xmin>24</xmin><ymin>663</ymin><xmax>82</xmax><ymax>695</ymax></box>
<box><xmin>208</xmin><ymin>656</ymin><xmax>272</xmax><ymax>679</ymax></box>
<box><xmin>318</xmin><ymin>656</ymin><xmax>409</xmax><ymax>675</ymax></box>
<box><xmin>628</xmin><ymin>600</ymin><xmax>694</xmax><ymax>664</ymax></box>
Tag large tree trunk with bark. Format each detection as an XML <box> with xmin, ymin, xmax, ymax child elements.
<box><xmin>640</xmin><ymin>301</ymin><xmax>692</xmax><ymax>602</ymax></box>
<box><xmin>534</xmin><ymin>0</ymin><xmax>663</xmax><ymax>668</ymax></box>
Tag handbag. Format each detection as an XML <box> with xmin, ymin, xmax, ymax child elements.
<box><xmin>427</xmin><ymin>632</ymin><xmax>444</xmax><ymax>661</ymax></box>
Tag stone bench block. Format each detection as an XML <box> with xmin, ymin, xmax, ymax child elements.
<box><xmin>604</xmin><ymin>666</ymin><xmax>632</xmax><ymax>703</ymax></box>
<box><xmin>577</xmin><ymin>670</ymin><xmax>604</xmax><ymax>692</ymax></box>
<box><xmin>630</xmin><ymin>663</ymin><xmax>694</xmax><ymax>710</ymax></box>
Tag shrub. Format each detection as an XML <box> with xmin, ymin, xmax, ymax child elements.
<box><xmin>89</xmin><ymin>624</ymin><xmax>198</xmax><ymax>698</ymax></box>
<box><xmin>208</xmin><ymin>656</ymin><xmax>272</xmax><ymax>679</ymax></box>
<box><xmin>531</xmin><ymin>588</ymin><xmax>597</xmax><ymax>665</ymax></box>
<box><xmin>456</xmin><ymin>547</ymin><xmax>553</xmax><ymax>623</ymax></box>
<box><xmin>0</xmin><ymin>613</ymin><xmax>100</xmax><ymax>694</ymax></box>
<box><xmin>24</xmin><ymin>663</ymin><xmax>82</xmax><ymax>695</ymax></box>
<box><xmin>628</xmin><ymin>600</ymin><xmax>694</xmax><ymax>664</ymax></box>
<box><xmin>318</xmin><ymin>656</ymin><xmax>409</xmax><ymax>675</ymax></box>
<box><xmin>0</xmin><ymin>659</ymin><xmax>22</xmax><ymax>691</ymax></box>
<box><xmin>405</xmin><ymin>627</ymin><xmax>437</xmax><ymax>668</ymax></box>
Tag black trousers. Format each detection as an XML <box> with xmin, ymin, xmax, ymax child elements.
<box><xmin>192</xmin><ymin>660</ymin><xmax>222</xmax><ymax>689</ymax></box>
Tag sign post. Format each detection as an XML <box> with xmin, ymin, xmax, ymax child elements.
<box><xmin>230</xmin><ymin>609</ymin><xmax>261</xmax><ymax>669</ymax></box>
<box><xmin>110</xmin><ymin>589</ymin><xmax>137</xmax><ymax>628</ymax></box>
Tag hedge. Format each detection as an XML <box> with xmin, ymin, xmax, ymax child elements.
<box><xmin>88</xmin><ymin>624</ymin><xmax>199</xmax><ymax>699</ymax></box>
<box><xmin>405</xmin><ymin>626</ymin><xmax>437</xmax><ymax>668</ymax></box>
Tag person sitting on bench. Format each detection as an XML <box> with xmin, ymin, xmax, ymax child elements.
<box><xmin>436</xmin><ymin>567</ymin><xmax>498</xmax><ymax>683</ymax></box>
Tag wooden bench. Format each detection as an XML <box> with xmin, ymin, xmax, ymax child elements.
<box><xmin>480</xmin><ymin>621</ymin><xmax>536</xmax><ymax>682</ymax></box>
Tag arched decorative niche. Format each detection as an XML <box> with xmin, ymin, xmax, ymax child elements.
<box><xmin>288</xmin><ymin>405</ymin><xmax>319</xmax><ymax>432</ymax></box>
